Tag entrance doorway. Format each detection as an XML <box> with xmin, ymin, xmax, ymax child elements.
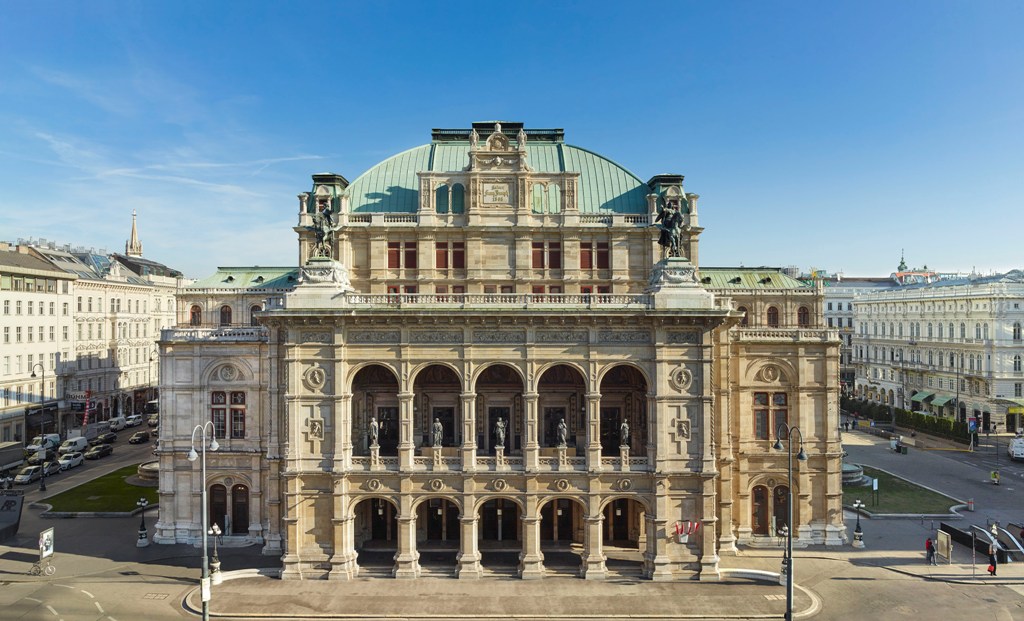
<box><xmin>772</xmin><ymin>486</ymin><xmax>790</xmax><ymax>535</ymax></box>
<box><xmin>752</xmin><ymin>485</ymin><xmax>769</xmax><ymax>536</ymax></box>
<box><xmin>600</xmin><ymin>407</ymin><xmax>622</xmax><ymax>455</ymax></box>
<box><xmin>481</xmin><ymin>498</ymin><xmax>519</xmax><ymax>542</ymax></box>
<box><xmin>421</xmin><ymin>499</ymin><xmax>460</xmax><ymax>543</ymax></box>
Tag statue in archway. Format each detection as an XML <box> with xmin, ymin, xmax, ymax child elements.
<box><xmin>494</xmin><ymin>417</ymin><xmax>506</xmax><ymax>448</ymax></box>
<box><xmin>556</xmin><ymin>418</ymin><xmax>568</xmax><ymax>447</ymax></box>
<box><xmin>369</xmin><ymin>416</ymin><xmax>379</xmax><ymax>447</ymax></box>
<box><xmin>620</xmin><ymin>420</ymin><xmax>630</xmax><ymax>447</ymax></box>
<box><xmin>432</xmin><ymin>418</ymin><xmax>444</xmax><ymax>447</ymax></box>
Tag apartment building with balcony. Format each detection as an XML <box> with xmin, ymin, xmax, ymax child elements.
<box><xmin>153</xmin><ymin>121</ymin><xmax>843</xmax><ymax>581</ymax></box>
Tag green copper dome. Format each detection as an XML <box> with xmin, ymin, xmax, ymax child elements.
<box><xmin>342</xmin><ymin>128</ymin><xmax>649</xmax><ymax>215</ymax></box>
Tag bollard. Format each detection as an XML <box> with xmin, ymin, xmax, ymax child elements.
<box><xmin>967</xmin><ymin>498</ymin><xmax>975</xmax><ymax>511</ymax></box>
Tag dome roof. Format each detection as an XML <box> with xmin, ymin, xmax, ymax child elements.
<box><xmin>344</xmin><ymin>140</ymin><xmax>649</xmax><ymax>215</ymax></box>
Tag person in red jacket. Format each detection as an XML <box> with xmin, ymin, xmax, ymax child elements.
<box><xmin>925</xmin><ymin>537</ymin><xmax>936</xmax><ymax>565</ymax></box>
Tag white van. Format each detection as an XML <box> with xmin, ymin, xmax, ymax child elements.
<box><xmin>126</xmin><ymin>414</ymin><xmax>144</xmax><ymax>427</ymax></box>
<box><xmin>26</xmin><ymin>433</ymin><xmax>61</xmax><ymax>453</ymax></box>
<box><xmin>109</xmin><ymin>416</ymin><xmax>127</xmax><ymax>432</ymax></box>
<box><xmin>58</xmin><ymin>437</ymin><xmax>89</xmax><ymax>455</ymax></box>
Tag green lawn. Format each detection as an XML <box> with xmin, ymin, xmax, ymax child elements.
<box><xmin>844</xmin><ymin>465</ymin><xmax>958</xmax><ymax>514</ymax></box>
<box><xmin>44</xmin><ymin>464</ymin><xmax>158</xmax><ymax>513</ymax></box>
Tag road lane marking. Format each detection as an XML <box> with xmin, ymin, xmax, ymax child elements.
<box><xmin>46</xmin><ymin>605</ymin><xmax>58</xmax><ymax>616</ymax></box>
<box><xmin>53</xmin><ymin>584</ymin><xmax>74</xmax><ymax>590</ymax></box>
<box><xmin>24</xmin><ymin>597</ymin><xmax>41</xmax><ymax>603</ymax></box>
<box><xmin>80</xmin><ymin>590</ymin><xmax>95</xmax><ymax>598</ymax></box>
<box><xmin>95</xmin><ymin>601</ymin><xmax>104</xmax><ymax>613</ymax></box>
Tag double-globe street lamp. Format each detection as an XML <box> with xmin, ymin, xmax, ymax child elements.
<box><xmin>188</xmin><ymin>422</ymin><xmax>219</xmax><ymax>621</ymax></box>
<box><xmin>852</xmin><ymin>499</ymin><xmax>865</xmax><ymax>548</ymax></box>
<box><xmin>30</xmin><ymin>363</ymin><xmax>48</xmax><ymax>492</ymax></box>
<box><xmin>773</xmin><ymin>423</ymin><xmax>807</xmax><ymax>621</ymax></box>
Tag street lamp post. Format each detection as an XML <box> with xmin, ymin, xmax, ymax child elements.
<box><xmin>852</xmin><ymin>499</ymin><xmax>865</xmax><ymax>548</ymax></box>
<box><xmin>209</xmin><ymin>522</ymin><xmax>222</xmax><ymax>585</ymax></box>
<box><xmin>30</xmin><ymin>363</ymin><xmax>48</xmax><ymax>492</ymax></box>
<box><xmin>137</xmin><ymin>497</ymin><xmax>150</xmax><ymax>547</ymax></box>
<box><xmin>188</xmin><ymin>422</ymin><xmax>219</xmax><ymax>621</ymax></box>
<box><xmin>773</xmin><ymin>423</ymin><xmax>807</xmax><ymax>621</ymax></box>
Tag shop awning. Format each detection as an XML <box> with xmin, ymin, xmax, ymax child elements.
<box><xmin>930</xmin><ymin>395</ymin><xmax>954</xmax><ymax>407</ymax></box>
<box><xmin>910</xmin><ymin>392</ymin><xmax>934</xmax><ymax>403</ymax></box>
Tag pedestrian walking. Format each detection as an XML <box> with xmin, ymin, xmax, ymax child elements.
<box><xmin>988</xmin><ymin>542</ymin><xmax>998</xmax><ymax>576</ymax></box>
<box><xmin>925</xmin><ymin>537</ymin><xmax>936</xmax><ymax>565</ymax></box>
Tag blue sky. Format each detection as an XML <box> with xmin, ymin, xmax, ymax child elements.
<box><xmin>1</xmin><ymin>1</ymin><xmax>1021</xmax><ymax>279</ymax></box>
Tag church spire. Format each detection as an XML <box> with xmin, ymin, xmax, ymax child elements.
<box><xmin>126</xmin><ymin>209</ymin><xmax>143</xmax><ymax>257</ymax></box>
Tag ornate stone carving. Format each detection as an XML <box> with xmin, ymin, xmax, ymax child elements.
<box><xmin>474</xmin><ymin>330</ymin><xmax>526</xmax><ymax>343</ymax></box>
<box><xmin>429</xmin><ymin>478</ymin><xmax>445</xmax><ymax>492</ymax></box>
<box><xmin>302</xmin><ymin>365</ymin><xmax>328</xmax><ymax>392</ymax></box>
<box><xmin>757</xmin><ymin>364</ymin><xmax>782</xmax><ymax>383</ymax></box>
<box><xmin>554</xmin><ymin>478</ymin><xmax>570</xmax><ymax>492</ymax></box>
<box><xmin>598</xmin><ymin>330</ymin><xmax>651</xmax><ymax>343</ymax></box>
<box><xmin>668</xmin><ymin>366</ymin><xmax>693</xmax><ymax>393</ymax></box>
<box><xmin>217</xmin><ymin>364</ymin><xmax>239</xmax><ymax>382</ymax></box>
<box><xmin>492</xmin><ymin>478</ymin><xmax>508</xmax><ymax>492</ymax></box>
<box><xmin>647</xmin><ymin>260</ymin><xmax>698</xmax><ymax>288</ymax></box>
<box><xmin>301</xmin><ymin>259</ymin><xmax>352</xmax><ymax>288</ymax></box>
<box><xmin>299</xmin><ymin>331</ymin><xmax>331</xmax><ymax>343</ymax></box>
<box><xmin>666</xmin><ymin>330</ymin><xmax>700</xmax><ymax>345</ymax></box>
<box><xmin>410</xmin><ymin>330</ymin><xmax>462</xmax><ymax>344</ymax></box>
<box><xmin>367</xmin><ymin>478</ymin><xmax>383</xmax><ymax>492</ymax></box>
<box><xmin>616</xmin><ymin>478</ymin><xmax>633</xmax><ymax>491</ymax></box>
<box><xmin>536</xmin><ymin>330</ymin><xmax>588</xmax><ymax>343</ymax></box>
<box><xmin>349</xmin><ymin>330</ymin><xmax>401</xmax><ymax>344</ymax></box>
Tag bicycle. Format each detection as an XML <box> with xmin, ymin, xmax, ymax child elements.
<box><xmin>29</xmin><ymin>557</ymin><xmax>56</xmax><ymax>576</ymax></box>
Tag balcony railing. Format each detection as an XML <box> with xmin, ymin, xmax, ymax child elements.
<box><xmin>162</xmin><ymin>325</ymin><xmax>269</xmax><ymax>342</ymax></box>
<box><xmin>342</xmin><ymin>292</ymin><xmax>654</xmax><ymax>309</ymax></box>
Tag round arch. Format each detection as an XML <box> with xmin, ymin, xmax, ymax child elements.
<box><xmin>410</xmin><ymin>493</ymin><xmax>465</xmax><ymax>515</ymax></box>
<box><xmin>200</xmin><ymin>360</ymin><xmax>256</xmax><ymax>385</ymax></box>
<box><xmin>743</xmin><ymin>359</ymin><xmax>797</xmax><ymax>385</ymax></box>
<box><xmin>346</xmin><ymin>361</ymin><xmax>401</xmax><ymax>393</ymax></box>
<box><xmin>473</xmin><ymin>494</ymin><xmax>526</xmax><ymax>515</ymax></box>
<box><xmin>470</xmin><ymin>361</ymin><xmax>527</xmax><ymax>390</ymax></box>
<box><xmin>346</xmin><ymin>494</ymin><xmax>400</xmax><ymax>515</ymax></box>
<box><xmin>594</xmin><ymin>361</ymin><xmax>652</xmax><ymax>391</ymax></box>
<box><xmin>598</xmin><ymin>494</ymin><xmax>652</xmax><ymax>514</ymax></box>
<box><xmin>409</xmin><ymin>360</ymin><xmax>465</xmax><ymax>391</ymax></box>
<box><xmin>533</xmin><ymin>360</ymin><xmax>589</xmax><ymax>394</ymax></box>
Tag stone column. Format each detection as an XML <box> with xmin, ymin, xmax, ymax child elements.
<box><xmin>643</xmin><ymin>512</ymin><xmax>673</xmax><ymax>581</ymax></box>
<box><xmin>518</xmin><ymin>514</ymin><xmax>545</xmax><ymax>579</ymax></box>
<box><xmin>398</xmin><ymin>392</ymin><xmax>415</xmax><ymax>470</ymax></box>
<box><xmin>585</xmin><ymin>392</ymin><xmax>602</xmax><ymax>471</ymax></box>
<box><xmin>456</xmin><ymin>515</ymin><xmax>483</xmax><ymax>578</ymax></box>
<box><xmin>336</xmin><ymin>392</ymin><xmax>352</xmax><ymax>470</ymax></box>
<box><xmin>523</xmin><ymin>392</ymin><xmax>539</xmax><ymax>470</ymax></box>
<box><xmin>329</xmin><ymin>514</ymin><xmax>358</xmax><ymax>580</ymax></box>
<box><xmin>461</xmin><ymin>392</ymin><xmax>476</xmax><ymax>472</ymax></box>
<box><xmin>581</xmin><ymin>515</ymin><xmax>608</xmax><ymax>579</ymax></box>
<box><xmin>394</xmin><ymin>515</ymin><xmax>420</xmax><ymax>579</ymax></box>
<box><xmin>699</xmin><ymin>476</ymin><xmax>721</xmax><ymax>581</ymax></box>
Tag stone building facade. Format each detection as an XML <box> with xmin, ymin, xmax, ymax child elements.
<box><xmin>154</xmin><ymin>122</ymin><xmax>844</xmax><ymax>581</ymax></box>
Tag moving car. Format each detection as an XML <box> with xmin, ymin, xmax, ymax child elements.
<box><xmin>14</xmin><ymin>465</ymin><xmax>41</xmax><ymax>484</ymax></box>
<box><xmin>147</xmin><ymin>414</ymin><xmax>159</xmax><ymax>427</ymax></box>
<box><xmin>27</xmin><ymin>448</ymin><xmax>56</xmax><ymax>465</ymax></box>
<box><xmin>1009</xmin><ymin>435</ymin><xmax>1024</xmax><ymax>461</ymax></box>
<box><xmin>58</xmin><ymin>437</ymin><xmax>89</xmax><ymax>455</ymax></box>
<box><xmin>128</xmin><ymin>430</ymin><xmax>151</xmax><ymax>444</ymax></box>
<box><xmin>126</xmin><ymin>414</ymin><xmax>144</xmax><ymax>427</ymax></box>
<box><xmin>84</xmin><ymin>444</ymin><xmax>113</xmax><ymax>460</ymax></box>
<box><xmin>90</xmin><ymin>432</ymin><xmax>118</xmax><ymax>447</ymax></box>
<box><xmin>58</xmin><ymin>452</ymin><xmax>85</xmax><ymax>470</ymax></box>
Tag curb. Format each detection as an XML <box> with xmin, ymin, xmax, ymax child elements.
<box><xmin>35</xmin><ymin>503</ymin><xmax>159</xmax><ymax>519</ymax></box>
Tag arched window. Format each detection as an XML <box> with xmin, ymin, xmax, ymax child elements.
<box><xmin>898</xmin><ymin>323</ymin><xmax>904</xmax><ymax>337</ymax></box>
<box><xmin>1014</xmin><ymin>322</ymin><xmax>1022</xmax><ymax>341</ymax></box>
<box><xmin>435</xmin><ymin>184</ymin><xmax>449</xmax><ymax>214</ymax></box>
<box><xmin>928</xmin><ymin>351</ymin><xmax>933</xmax><ymax>365</ymax></box>
<box><xmin>927</xmin><ymin>323</ymin><xmax>933</xmax><ymax>338</ymax></box>
<box><xmin>948</xmin><ymin>323</ymin><xmax>954</xmax><ymax>339</ymax></box>
<box><xmin>451</xmin><ymin>183</ymin><xmax>465</xmax><ymax>214</ymax></box>
<box><xmin>890</xmin><ymin>322</ymin><xmax>895</xmax><ymax>336</ymax></box>
<box><xmin>219</xmin><ymin>305</ymin><xmax>232</xmax><ymax>326</ymax></box>
<box><xmin>548</xmin><ymin>183</ymin><xmax>562</xmax><ymax>213</ymax></box>
<box><xmin>881</xmin><ymin>323</ymin><xmax>887</xmax><ymax>336</ymax></box>
<box><xmin>960</xmin><ymin>322</ymin><xmax>966</xmax><ymax>339</ymax></box>
<box><xmin>231</xmin><ymin>484</ymin><xmax>249</xmax><ymax>534</ymax></box>
<box><xmin>983</xmin><ymin>323</ymin><xmax>989</xmax><ymax>340</ymax></box>
<box><xmin>937</xmin><ymin>323</ymin><xmax>943</xmax><ymax>339</ymax></box>
<box><xmin>975</xmin><ymin>323</ymin><xmax>982</xmax><ymax>339</ymax></box>
<box><xmin>797</xmin><ymin>306</ymin><xmax>809</xmax><ymax>327</ymax></box>
<box><xmin>189</xmin><ymin>305</ymin><xmax>202</xmax><ymax>326</ymax></box>
<box><xmin>1014</xmin><ymin>355</ymin><xmax>1022</xmax><ymax>373</ymax></box>
<box><xmin>969</xmin><ymin>356</ymin><xmax>974</xmax><ymax>371</ymax></box>
<box><xmin>249</xmin><ymin>305</ymin><xmax>261</xmax><ymax>326</ymax></box>
<box><xmin>766</xmin><ymin>306</ymin><xmax>779</xmax><ymax>327</ymax></box>
<box><xmin>210</xmin><ymin>483</ymin><xmax>228</xmax><ymax>532</ymax></box>
<box><xmin>737</xmin><ymin>306</ymin><xmax>749</xmax><ymax>326</ymax></box>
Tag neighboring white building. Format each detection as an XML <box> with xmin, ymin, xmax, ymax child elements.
<box><xmin>817</xmin><ymin>275</ymin><xmax>892</xmax><ymax>393</ymax></box>
<box><xmin>15</xmin><ymin>212</ymin><xmax>183</xmax><ymax>433</ymax></box>
<box><xmin>853</xmin><ymin>269</ymin><xmax>1024</xmax><ymax>432</ymax></box>
<box><xmin>0</xmin><ymin>244</ymin><xmax>76</xmax><ymax>443</ymax></box>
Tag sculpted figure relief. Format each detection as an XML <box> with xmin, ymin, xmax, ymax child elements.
<box><xmin>620</xmin><ymin>420</ymin><xmax>630</xmax><ymax>447</ymax></box>
<box><xmin>556</xmin><ymin>418</ymin><xmax>568</xmax><ymax>447</ymax></box>
<box><xmin>311</xmin><ymin>203</ymin><xmax>339</xmax><ymax>258</ymax></box>
<box><xmin>654</xmin><ymin>200</ymin><xmax>689</xmax><ymax>259</ymax></box>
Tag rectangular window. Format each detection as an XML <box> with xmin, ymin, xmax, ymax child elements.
<box><xmin>211</xmin><ymin>391</ymin><xmax>227</xmax><ymax>439</ymax></box>
<box><xmin>3</xmin><ymin>300</ymin><xmax>7</xmax><ymax>314</ymax></box>
<box><xmin>49</xmin><ymin>301</ymin><xmax>55</xmax><ymax>315</ymax></box>
<box><xmin>532</xmin><ymin>241</ymin><xmax>562</xmax><ymax>269</ymax></box>
<box><xmin>16</xmin><ymin>301</ymin><xmax>21</xmax><ymax>315</ymax></box>
<box><xmin>230</xmin><ymin>391</ymin><xmax>246</xmax><ymax>439</ymax></box>
<box><xmin>1015</xmin><ymin>383</ymin><xmax>1022</xmax><ymax>398</ymax></box>
<box><xmin>753</xmin><ymin>392</ymin><xmax>789</xmax><ymax>440</ymax></box>
<box><xmin>62</xmin><ymin>302</ymin><xmax>68</xmax><ymax>316</ymax></box>
<box><xmin>77</xmin><ymin>296</ymin><xmax>82</xmax><ymax>311</ymax></box>
<box><xmin>434</xmin><ymin>242</ymin><xmax>465</xmax><ymax>270</ymax></box>
<box><xmin>387</xmin><ymin>241</ymin><xmax>417</xmax><ymax>269</ymax></box>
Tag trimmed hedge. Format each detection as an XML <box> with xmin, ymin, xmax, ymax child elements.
<box><xmin>840</xmin><ymin>395</ymin><xmax>970</xmax><ymax>444</ymax></box>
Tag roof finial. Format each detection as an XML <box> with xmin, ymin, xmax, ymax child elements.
<box><xmin>897</xmin><ymin>249</ymin><xmax>907</xmax><ymax>272</ymax></box>
<box><xmin>126</xmin><ymin>209</ymin><xmax>143</xmax><ymax>257</ymax></box>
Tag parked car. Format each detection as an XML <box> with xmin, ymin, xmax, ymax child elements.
<box><xmin>126</xmin><ymin>414</ymin><xmax>144</xmax><ymax>427</ymax></box>
<box><xmin>128</xmin><ymin>430</ymin><xmax>151</xmax><ymax>444</ymax></box>
<box><xmin>57</xmin><ymin>452</ymin><xmax>85</xmax><ymax>471</ymax></box>
<box><xmin>14</xmin><ymin>465</ymin><xmax>41</xmax><ymax>484</ymax></box>
<box><xmin>27</xmin><ymin>448</ymin><xmax>56</xmax><ymax>465</ymax></box>
<box><xmin>147</xmin><ymin>414</ymin><xmax>159</xmax><ymax>427</ymax></box>
<box><xmin>84</xmin><ymin>444</ymin><xmax>113</xmax><ymax>460</ymax></box>
<box><xmin>90</xmin><ymin>432</ymin><xmax>118</xmax><ymax>447</ymax></box>
<box><xmin>41</xmin><ymin>461</ymin><xmax>62</xmax><ymax>477</ymax></box>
